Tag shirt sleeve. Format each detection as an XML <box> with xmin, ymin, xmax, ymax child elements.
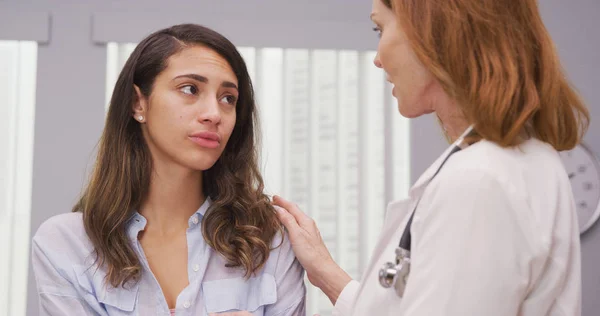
<box><xmin>332</xmin><ymin>280</ymin><xmax>360</xmax><ymax>316</ymax></box>
<box><xmin>397</xmin><ymin>168</ymin><xmax>538</xmax><ymax>316</ymax></box>
<box><xmin>264</xmin><ymin>231</ymin><xmax>307</xmax><ymax>316</ymax></box>
<box><xmin>31</xmin><ymin>223</ymin><xmax>100</xmax><ymax>316</ymax></box>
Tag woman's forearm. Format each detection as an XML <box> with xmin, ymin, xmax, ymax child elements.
<box><xmin>311</xmin><ymin>261</ymin><xmax>353</xmax><ymax>305</ymax></box>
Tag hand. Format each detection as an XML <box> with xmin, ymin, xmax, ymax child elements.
<box><xmin>273</xmin><ymin>195</ymin><xmax>352</xmax><ymax>304</ymax></box>
<box><xmin>272</xmin><ymin>195</ymin><xmax>333</xmax><ymax>286</ymax></box>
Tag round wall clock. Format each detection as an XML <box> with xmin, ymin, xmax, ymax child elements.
<box><xmin>559</xmin><ymin>143</ymin><xmax>600</xmax><ymax>235</ymax></box>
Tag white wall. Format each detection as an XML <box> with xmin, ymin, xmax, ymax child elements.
<box><xmin>0</xmin><ymin>0</ymin><xmax>598</xmax><ymax>315</ymax></box>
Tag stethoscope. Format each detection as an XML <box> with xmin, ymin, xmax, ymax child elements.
<box><xmin>378</xmin><ymin>126</ymin><xmax>474</xmax><ymax>297</ymax></box>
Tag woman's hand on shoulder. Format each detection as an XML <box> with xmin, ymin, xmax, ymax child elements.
<box><xmin>272</xmin><ymin>195</ymin><xmax>352</xmax><ymax>304</ymax></box>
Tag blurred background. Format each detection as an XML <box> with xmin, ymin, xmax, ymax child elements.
<box><xmin>0</xmin><ymin>0</ymin><xmax>598</xmax><ymax>315</ymax></box>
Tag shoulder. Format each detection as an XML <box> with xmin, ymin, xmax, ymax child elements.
<box><xmin>269</xmin><ymin>206</ymin><xmax>298</xmax><ymax>252</ymax></box>
<box><xmin>263</xmin><ymin>207</ymin><xmax>306</xmax><ymax>308</ymax></box>
<box><xmin>32</xmin><ymin>212</ymin><xmax>94</xmax><ymax>264</ymax></box>
<box><xmin>268</xmin><ymin>213</ymin><xmax>293</xmax><ymax>260</ymax></box>
<box><xmin>265</xmin><ymin>209</ymin><xmax>301</xmax><ymax>272</ymax></box>
<box><xmin>439</xmin><ymin>137</ymin><xmax>566</xmax><ymax>192</ymax></box>
<box><xmin>420</xmin><ymin>138</ymin><xmax>570</xmax><ymax>249</ymax></box>
<box><xmin>34</xmin><ymin>212</ymin><xmax>86</xmax><ymax>243</ymax></box>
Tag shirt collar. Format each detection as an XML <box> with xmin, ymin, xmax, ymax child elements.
<box><xmin>126</xmin><ymin>197</ymin><xmax>212</xmax><ymax>241</ymax></box>
<box><xmin>196</xmin><ymin>196</ymin><xmax>212</xmax><ymax>217</ymax></box>
<box><xmin>409</xmin><ymin>124</ymin><xmax>475</xmax><ymax>197</ymax></box>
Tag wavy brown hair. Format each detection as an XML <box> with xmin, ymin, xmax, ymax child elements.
<box><xmin>73</xmin><ymin>24</ymin><xmax>281</xmax><ymax>287</ymax></box>
<box><xmin>381</xmin><ymin>0</ymin><xmax>589</xmax><ymax>149</ymax></box>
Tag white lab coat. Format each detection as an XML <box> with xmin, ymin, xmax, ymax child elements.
<box><xmin>333</xmin><ymin>130</ymin><xmax>582</xmax><ymax>316</ymax></box>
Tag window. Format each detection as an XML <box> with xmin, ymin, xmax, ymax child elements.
<box><xmin>0</xmin><ymin>40</ymin><xmax>38</xmax><ymax>316</ymax></box>
<box><xmin>106</xmin><ymin>43</ymin><xmax>410</xmax><ymax>316</ymax></box>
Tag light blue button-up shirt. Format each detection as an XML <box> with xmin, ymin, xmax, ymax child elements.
<box><xmin>31</xmin><ymin>199</ymin><xmax>306</xmax><ymax>315</ymax></box>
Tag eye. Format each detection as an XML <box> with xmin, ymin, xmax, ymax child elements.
<box><xmin>220</xmin><ymin>95</ymin><xmax>238</xmax><ymax>105</ymax></box>
<box><xmin>373</xmin><ymin>27</ymin><xmax>382</xmax><ymax>38</ymax></box>
<box><xmin>179</xmin><ymin>84</ymin><xmax>198</xmax><ymax>95</ymax></box>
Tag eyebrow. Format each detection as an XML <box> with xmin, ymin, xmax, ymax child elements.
<box><xmin>173</xmin><ymin>74</ymin><xmax>238</xmax><ymax>90</ymax></box>
<box><xmin>370</xmin><ymin>12</ymin><xmax>376</xmax><ymax>20</ymax></box>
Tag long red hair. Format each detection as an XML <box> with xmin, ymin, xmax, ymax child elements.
<box><xmin>382</xmin><ymin>0</ymin><xmax>589</xmax><ymax>149</ymax></box>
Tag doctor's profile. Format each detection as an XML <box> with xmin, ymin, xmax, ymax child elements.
<box><xmin>274</xmin><ymin>0</ymin><xmax>590</xmax><ymax>315</ymax></box>
<box><xmin>30</xmin><ymin>24</ymin><xmax>306</xmax><ymax>315</ymax></box>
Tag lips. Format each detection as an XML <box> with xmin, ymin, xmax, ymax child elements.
<box><xmin>189</xmin><ymin>131</ymin><xmax>221</xmax><ymax>149</ymax></box>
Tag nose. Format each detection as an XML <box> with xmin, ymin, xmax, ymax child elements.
<box><xmin>197</xmin><ymin>98</ymin><xmax>221</xmax><ymax>125</ymax></box>
<box><xmin>373</xmin><ymin>52</ymin><xmax>383</xmax><ymax>69</ymax></box>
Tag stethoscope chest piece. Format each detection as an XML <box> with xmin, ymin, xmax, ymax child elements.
<box><xmin>378</xmin><ymin>247</ymin><xmax>411</xmax><ymax>297</ymax></box>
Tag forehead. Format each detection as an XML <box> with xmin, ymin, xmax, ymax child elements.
<box><xmin>371</xmin><ymin>0</ymin><xmax>394</xmax><ymax>20</ymax></box>
<box><xmin>371</xmin><ymin>0</ymin><xmax>384</xmax><ymax>14</ymax></box>
<box><xmin>162</xmin><ymin>45</ymin><xmax>238</xmax><ymax>84</ymax></box>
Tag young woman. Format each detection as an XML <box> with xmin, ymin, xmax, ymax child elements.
<box><xmin>32</xmin><ymin>24</ymin><xmax>306</xmax><ymax>316</ymax></box>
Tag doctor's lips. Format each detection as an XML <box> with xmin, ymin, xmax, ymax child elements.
<box><xmin>189</xmin><ymin>131</ymin><xmax>221</xmax><ymax>149</ymax></box>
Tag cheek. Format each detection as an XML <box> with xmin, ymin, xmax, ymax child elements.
<box><xmin>379</xmin><ymin>36</ymin><xmax>412</xmax><ymax>84</ymax></box>
<box><xmin>221</xmin><ymin>112</ymin><xmax>237</xmax><ymax>141</ymax></box>
<box><xmin>394</xmin><ymin>43</ymin><xmax>431</xmax><ymax>86</ymax></box>
<box><xmin>153</xmin><ymin>107</ymin><xmax>186</xmax><ymax>131</ymax></box>
<box><xmin>146</xmin><ymin>98</ymin><xmax>191</xmax><ymax>143</ymax></box>
<box><xmin>378</xmin><ymin>36</ymin><xmax>394</xmax><ymax>71</ymax></box>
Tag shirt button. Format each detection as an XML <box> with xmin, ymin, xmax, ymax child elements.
<box><xmin>192</xmin><ymin>215</ymin><xmax>199</xmax><ymax>225</ymax></box>
<box><xmin>183</xmin><ymin>301</ymin><xmax>191</xmax><ymax>308</ymax></box>
<box><xmin>193</xmin><ymin>264</ymin><xmax>200</xmax><ymax>272</ymax></box>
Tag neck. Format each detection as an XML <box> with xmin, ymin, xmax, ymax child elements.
<box><xmin>424</xmin><ymin>81</ymin><xmax>470</xmax><ymax>143</ymax></box>
<box><xmin>435</xmin><ymin>100</ymin><xmax>470</xmax><ymax>143</ymax></box>
<box><xmin>140</xmin><ymin>161</ymin><xmax>204</xmax><ymax>236</ymax></box>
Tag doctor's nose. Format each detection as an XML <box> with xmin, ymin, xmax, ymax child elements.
<box><xmin>373</xmin><ymin>52</ymin><xmax>383</xmax><ymax>69</ymax></box>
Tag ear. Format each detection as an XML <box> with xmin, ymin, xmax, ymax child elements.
<box><xmin>132</xmin><ymin>85</ymin><xmax>148</xmax><ymax>123</ymax></box>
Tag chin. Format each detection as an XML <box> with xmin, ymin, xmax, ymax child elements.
<box><xmin>398</xmin><ymin>110</ymin><xmax>422</xmax><ymax>118</ymax></box>
<box><xmin>193</xmin><ymin>163</ymin><xmax>217</xmax><ymax>171</ymax></box>
<box><xmin>397</xmin><ymin>104</ymin><xmax>423</xmax><ymax>118</ymax></box>
<box><xmin>397</xmin><ymin>99</ymin><xmax>433</xmax><ymax>119</ymax></box>
<box><xmin>183</xmin><ymin>155</ymin><xmax>220</xmax><ymax>171</ymax></box>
